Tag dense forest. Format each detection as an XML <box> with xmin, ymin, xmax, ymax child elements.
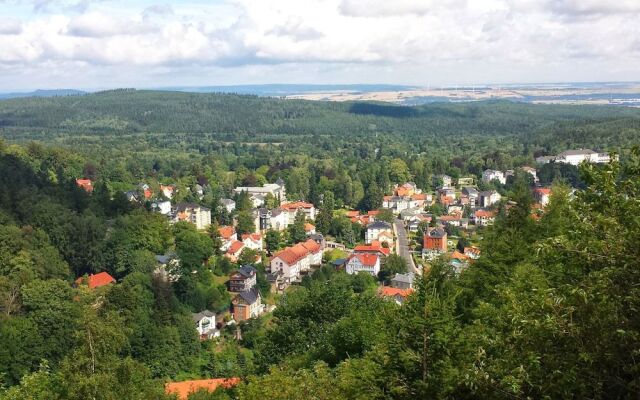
<box><xmin>1</xmin><ymin>92</ymin><xmax>640</xmax><ymax>399</ymax></box>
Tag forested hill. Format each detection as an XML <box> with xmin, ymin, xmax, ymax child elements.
<box><xmin>2</xmin><ymin>89</ymin><xmax>640</xmax><ymax>141</ymax></box>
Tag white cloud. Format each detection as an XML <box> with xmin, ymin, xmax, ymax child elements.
<box><xmin>0</xmin><ymin>0</ymin><xmax>639</xmax><ymax>89</ymax></box>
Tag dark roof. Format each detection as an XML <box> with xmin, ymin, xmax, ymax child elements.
<box><xmin>237</xmin><ymin>288</ymin><xmax>260</xmax><ymax>304</ymax></box>
<box><xmin>266</xmin><ymin>270</ymin><xmax>283</xmax><ymax>282</ymax></box>
<box><xmin>236</xmin><ymin>265</ymin><xmax>257</xmax><ymax>278</ymax></box>
<box><xmin>392</xmin><ymin>272</ymin><xmax>415</xmax><ymax>284</ymax></box>
<box><xmin>367</xmin><ymin>221</ymin><xmax>392</xmax><ymax>230</ymax></box>
<box><xmin>155</xmin><ymin>253</ymin><xmax>177</xmax><ymax>264</ymax></box>
<box><xmin>332</xmin><ymin>258</ymin><xmax>348</xmax><ymax>266</ymax></box>
<box><xmin>428</xmin><ymin>228</ymin><xmax>446</xmax><ymax>238</ymax></box>
<box><xmin>192</xmin><ymin>310</ymin><xmax>215</xmax><ymax>322</ymax></box>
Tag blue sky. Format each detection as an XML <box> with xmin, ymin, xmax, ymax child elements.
<box><xmin>1</xmin><ymin>0</ymin><xmax>639</xmax><ymax>91</ymax></box>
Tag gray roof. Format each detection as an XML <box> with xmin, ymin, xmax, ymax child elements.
<box><xmin>558</xmin><ymin>149</ymin><xmax>596</xmax><ymax>156</ymax></box>
<box><xmin>236</xmin><ymin>265</ymin><xmax>257</xmax><ymax>278</ymax></box>
<box><xmin>428</xmin><ymin>228</ymin><xmax>446</xmax><ymax>238</ymax></box>
<box><xmin>392</xmin><ymin>272</ymin><xmax>415</xmax><ymax>284</ymax></box>
<box><xmin>221</xmin><ymin>198</ymin><xmax>235</xmax><ymax>205</ymax></box>
<box><xmin>367</xmin><ymin>221</ymin><xmax>392</xmax><ymax>230</ymax></box>
<box><xmin>192</xmin><ymin>310</ymin><xmax>215</xmax><ymax>322</ymax></box>
<box><xmin>155</xmin><ymin>253</ymin><xmax>177</xmax><ymax>264</ymax></box>
<box><xmin>237</xmin><ymin>288</ymin><xmax>260</xmax><ymax>304</ymax></box>
<box><xmin>462</xmin><ymin>187</ymin><xmax>478</xmax><ymax>196</ymax></box>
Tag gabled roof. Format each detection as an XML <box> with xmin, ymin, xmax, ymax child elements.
<box><xmin>192</xmin><ymin>310</ymin><xmax>215</xmax><ymax>323</ymax></box>
<box><xmin>233</xmin><ymin>265</ymin><xmax>257</xmax><ymax>279</ymax></box>
<box><xmin>304</xmin><ymin>223</ymin><xmax>315</xmax><ymax>232</ymax></box>
<box><xmin>367</xmin><ymin>220</ymin><xmax>392</xmax><ymax>230</ymax></box>
<box><xmin>379</xmin><ymin>286</ymin><xmax>414</xmax><ymax>298</ymax></box>
<box><xmin>474</xmin><ymin>210</ymin><xmax>496</xmax><ymax>218</ymax></box>
<box><xmin>165</xmin><ymin>378</ymin><xmax>240</xmax><ymax>400</ymax></box>
<box><xmin>227</xmin><ymin>240</ymin><xmax>244</xmax><ymax>255</ymax></box>
<box><xmin>348</xmin><ymin>253</ymin><xmax>379</xmax><ymax>267</ymax></box>
<box><xmin>426</xmin><ymin>227</ymin><xmax>446</xmax><ymax>238</ymax></box>
<box><xmin>451</xmin><ymin>251</ymin><xmax>469</xmax><ymax>261</ymax></box>
<box><xmin>75</xmin><ymin>272</ymin><xmax>115</xmax><ymax>289</ymax></box>
<box><xmin>219</xmin><ymin>226</ymin><xmax>236</xmax><ymax>240</ymax></box>
<box><xmin>241</xmin><ymin>233</ymin><xmax>262</xmax><ymax>242</ymax></box>
<box><xmin>236</xmin><ymin>288</ymin><xmax>260</xmax><ymax>304</ymax></box>
<box><xmin>353</xmin><ymin>241</ymin><xmax>391</xmax><ymax>256</ymax></box>
<box><xmin>534</xmin><ymin>187</ymin><xmax>551</xmax><ymax>195</ymax></box>
<box><xmin>280</xmin><ymin>201</ymin><xmax>314</xmax><ymax>211</ymax></box>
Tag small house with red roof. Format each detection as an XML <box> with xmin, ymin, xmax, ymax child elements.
<box><xmin>165</xmin><ymin>378</ymin><xmax>240</xmax><ymax>400</ymax></box>
<box><xmin>379</xmin><ymin>286</ymin><xmax>414</xmax><ymax>305</ymax></box>
<box><xmin>473</xmin><ymin>209</ymin><xmax>496</xmax><ymax>226</ymax></box>
<box><xmin>345</xmin><ymin>253</ymin><xmax>380</xmax><ymax>276</ymax></box>
<box><xmin>241</xmin><ymin>233</ymin><xmax>263</xmax><ymax>251</ymax></box>
<box><xmin>533</xmin><ymin>187</ymin><xmax>551</xmax><ymax>207</ymax></box>
<box><xmin>353</xmin><ymin>240</ymin><xmax>390</xmax><ymax>257</ymax></box>
<box><xmin>225</xmin><ymin>240</ymin><xmax>245</xmax><ymax>262</ymax></box>
<box><xmin>219</xmin><ymin>226</ymin><xmax>238</xmax><ymax>251</ymax></box>
<box><xmin>280</xmin><ymin>201</ymin><xmax>316</xmax><ymax>224</ymax></box>
<box><xmin>270</xmin><ymin>239</ymin><xmax>323</xmax><ymax>283</ymax></box>
<box><xmin>75</xmin><ymin>178</ymin><xmax>94</xmax><ymax>193</ymax></box>
<box><xmin>74</xmin><ymin>272</ymin><xmax>115</xmax><ymax>289</ymax></box>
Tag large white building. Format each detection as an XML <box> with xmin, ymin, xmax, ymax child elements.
<box><xmin>365</xmin><ymin>221</ymin><xmax>393</xmax><ymax>244</ymax></box>
<box><xmin>233</xmin><ymin>179</ymin><xmax>287</xmax><ymax>201</ymax></box>
<box><xmin>270</xmin><ymin>239</ymin><xmax>322</xmax><ymax>283</ymax></box>
<box><xmin>536</xmin><ymin>149</ymin><xmax>614</xmax><ymax>165</ymax></box>
<box><xmin>482</xmin><ymin>169</ymin><xmax>506</xmax><ymax>185</ymax></box>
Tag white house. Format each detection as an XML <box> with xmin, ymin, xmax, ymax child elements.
<box><xmin>365</xmin><ymin>221</ymin><xmax>393</xmax><ymax>244</ymax></box>
<box><xmin>242</xmin><ymin>233</ymin><xmax>263</xmax><ymax>251</ymax></box>
<box><xmin>270</xmin><ymin>239</ymin><xmax>322</xmax><ymax>283</ymax></box>
<box><xmin>482</xmin><ymin>169</ymin><xmax>506</xmax><ymax>185</ymax></box>
<box><xmin>280</xmin><ymin>201</ymin><xmax>317</xmax><ymax>225</ymax></box>
<box><xmin>192</xmin><ymin>310</ymin><xmax>219</xmax><ymax>339</ymax></box>
<box><xmin>151</xmin><ymin>200</ymin><xmax>172</xmax><ymax>215</ymax></box>
<box><xmin>345</xmin><ymin>253</ymin><xmax>381</xmax><ymax>276</ymax></box>
<box><xmin>220</xmin><ymin>198</ymin><xmax>236</xmax><ymax>213</ymax></box>
<box><xmin>478</xmin><ymin>190</ymin><xmax>502</xmax><ymax>207</ymax></box>
<box><xmin>555</xmin><ymin>149</ymin><xmax>612</xmax><ymax>165</ymax></box>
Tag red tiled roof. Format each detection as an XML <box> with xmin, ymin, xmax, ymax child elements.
<box><xmin>219</xmin><ymin>226</ymin><xmax>236</xmax><ymax>240</ymax></box>
<box><xmin>349</xmin><ymin>253</ymin><xmax>379</xmax><ymax>267</ymax></box>
<box><xmin>301</xmin><ymin>238</ymin><xmax>321</xmax><ymax>253</ymax></box>
<box><xmin>75</xmin><ymin>272</ymin><xmax>115</xmax><ymax>289</ymax></box>
<box><xmin>534</xmin><ymin>188</ymin><xmax>551</xmax><ymax>195</ymax></box>
<box><xmin>439</xmin><ymin>215</ymin><xmax>460</xmax><ymax>222</ymax></box>
<box><xmin>345</xmin><ymin>210</ymin><xmax>360</xmax><ymax>218</ymax></box>
<box><xmin>411</xmin><ymin>193</ymin><xmax>428</xmax><ymax>200</ymax></box>
<box><xmin>165</xmin><ymin>378</ymin><xmax>240</xmax><ymax>400</ymax></box>
<box><xmin>464</xmin><ymin>246</ymin><xmax>481</xmax><ymax>256</ymax></box>
<box><xmin>354</xmin><ymin>241</ymin><xmax>391</xmax><ymax>256</ymax></box>
<box><xmin>227</xmin><ymin>240</ymin><xmax>244</xmax><ymax>255</ymax></box>
<box><xmin>304</xmin><ymin>223</ymin><xmax>315</xmax><ymax>232</ymax></box>
<box><xmin>451</xmin><ymin>251</ymin><xmax>469</xmax><ymax>261</ymax></box>
<box><xmin>379</xmin><ymin>287</ymin><xmax>414</xmax><ymax>298</ymax></box>
<box><xmin>474</xmin><ymin>210</ymin><xmax>496</xmax><ymax>218</ymax></box>
<box><xmin>241</xmin><ymin>233</ymin><xmax>262</xmax><ymax>242</ymax></box>
<box><xmin>75</xmin><ymin>178</ymin><xmax>94</xmax><ymax>193</ymax></box>
<box><xmin>367</xmin><ymin>210</ymin><xmax>380</xmax><ymax>216</ymax></box>
<box><xmin>280</xmin><ymin>201</ymin><xmax>314</xmax><ymax>211</ymax></box>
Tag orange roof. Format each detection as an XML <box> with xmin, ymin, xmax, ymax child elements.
<box><xmin>75</xmin><ymin>272</ymin><xmax>115</xmax><ymax>289</ymax></box>
<box><xmin>281</xmin><ymin>201</ymin><xmax>314</xmax><ymax>211</ymax></box>
<box><xmin>367</xmin><ymin>210</ymin><xmax>380</xmax><ymax>216</ymax></box>
<box><xmin>302</xmin><ymin>238</ymin><xmax>321</xmax><ymax>253</ymax></box>
<box><xmin>273</xmin><ymin>248</ymin><xmax>304</xmax><ymax>265</ymax></box>
<box><xmin>354</xmin><ymin>241</ymin><xmax>391</xmax><ymax>256</ymax></box>
<box><xmin>350</xmin><ymin>215</ymin><xmax>371</xmax><ymax>225</ymax></box>
<box><xmin>75</xmin><ymin>178</ymin><xmax>94</xmax><ymax>193</ymax></box>
<box><xmin>464</xmin><ymin>246</ymin><xmax>481</xmax><ymax>255</ymax></box>
<box><xmin>440</xmin><ymin>195</ymin><xmax>454</xmax><ymax>205</ymax></box>
<box><xmin>227</xmin><ymin>240</ymin><xmax>244</xmax><ymax>255</ymax></box>
<box><xmin>535</xmin><ymin>188</ymin><xmax>551</xmax><ymax>195</ymax></box>
<box><xmin>411</xmin><ymin>193</ymin><xmax>428</xmax><ymax>200</ymax></box>
<box><xmin>439</xmin><ymin>215</ymin><xmax>460</xmax><ymax>222</ymax></box>
<box><xmin>219</xmin><ymin>226</ymin><xmax>236</xmax><ymax>240</ymax></box>
<box><xmin>379</xmin><ymin>286</ymin><xmax>414</xmax><ymax>298</ymax></box>
<box><xmin>383</xmin><ymin>195</ymin><xmax>393</xmax><ymax>202</ymax></box>
<box><xmin>345</xmin><ymin>210</ymin><xmax>360</xmax><ymax>218</ymax></box>
<box><xmin>143</xmin><ymin>189</ymin><xmax>152</xmax><ymax>199</ymax></box>
<box><xmin>349</xmin><ymin>253</ymin><xmax>379</xmax><ymax>267</ymax></box>
<box><xmin>451</xmin><ymin>251</ymin><xmax>469</xmax><ymax>261</ymax></box>
<box><xmin>474</xmin><ymin>210</ymin><xmax>496</xmax><ymax>218</ymax></box>
<box><xmin>242</xmin><ymin>233</ymin><xmax>262</xmax><ymax>242</ymax></box>
<box><xmin>160</xmin><ymin>184</ymin><xmax>175</xmax><ymax>193</ymax></box>
<box><xmin>165</xmin><ymin>378</ymin><xmax>240</xmax><ymax>400</ymax></box>
<box><xmin>304</xmin><ymin>223</ymin><xmax>315</xmax><ymax>232</ymax></box>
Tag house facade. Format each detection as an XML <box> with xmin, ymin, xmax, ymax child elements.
<box><xmin>482</xmin><ymin>169</ymin><xmax>506</xmax><ymax>185</ymax></box>
<box><xmin>192</xmin><ymin>310</ymin><xmax>219</xmax><ymax>339</ymax></box>
<box><xmin>173</xmin><ymin>203</ymin><xmax>211</xmax><ymax>230</ymax></box>
<box><xmin>345</xmin><ymin>253</ymin><xmax>381</xmax><ymax>276</ymax></box>
<box><xmin>232</xmin><ymin>288</ymin><xmax>263</xmax><ymax>321</ymax></box>
<box><xmin>229</xmin><ymin>266</ymin><xmax>257</xmax><ymax>292</ymax></box>
<box><xmin>422</xmin><ymin>228</ymin><xmax>447</xmax><ymax>260</ymax></box>
<box><xmin>366</xmin><ymin>221</ymin><xmax>393</xmax><ymax>244</ymax></box>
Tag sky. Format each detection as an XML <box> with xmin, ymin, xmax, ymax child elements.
<box><xmin>0</xmin><ymin>0</ymin><xmax>639</xmax><ymax>91</ymax></box>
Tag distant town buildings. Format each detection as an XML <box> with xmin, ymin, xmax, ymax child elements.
<box><xmin>172</xmin><ymin>203</ymin><xmax>211</xmax><ymax>230</ymax></box>
<box><xmin>536</xmin><ymin>149</ymin><xmax>614</xmax><ymax>165</ymax></box>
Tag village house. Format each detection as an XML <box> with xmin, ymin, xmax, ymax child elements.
<box><xmin>534</xmin><ymin>187</ymin><xmax>551</xmax><ymax>206</ymax></box>
<box><xmin>382</xmin><ymin>196</ymin><xmax>411</xmax><ymax>212</ymax></box>
<box><xmin>192</xmin><ymin>310</ymin><xmax>219</xmax><ymax>339</ymax></box>
<box><xmin>366</xmin><ymin>220</ymin><xmax>393</xmax><ymax>244</ymax></box>
<box><xmin>225</xmin><ymin>240</ymin><xmax>245</xmax><ymax>263</ymax></box>
<box><xmin>74</xmin><ymin>272</ymin><xmax>115</xmax><ymax>289</ymax></box>
<box><xmin>241</xmin><ymin>233</ymin><xmax>263</xmax><ymax>251</ymax></box>
<box><xmin>254</xmin><ymin>208</ymin><xmax>288</xmax><ymax>232</ymax></box>
<box><xmin>345</xmin><ymin>253</ymin><xmax>381</xmax><ymax>276</ymax></box>
<box><xmin>391</xmin><ymin>272</ymin><xmax>415</xmax><ymax>289</ymax></box>
<box><xmin>172</xmin><ymin>203</ymin><xmax>211</xmax><ymax>230</ymax></box>
<box><xmin>464</xmin><ymin>246</ymin><xmax>481</xmax><ymax>260</ymax></box>
<box><xmin>395</xmin><ymin>182</ymin><xmax>421</xmax><ymax>196</ymax></box>
<box><xmin>437</xmin><ymin>187</ymin><xmax>456</xmax><ymax>200</ymax></box>
<box><xmin>228</xmin><ymin>265</ymin><xmax>257</xmax><ymax>292</ymax></box>
<box><xmin>433</xmin><ymin>174</ymin><xmax>452</xmax><ymax>188</ymax></box>
<box><xmin>354</xmin><ymin>240</ymin><xmax>391</xmax><ymax>258</ymax></box>
<box><xmin>151</xmin><ymin>200</ymin><xmax>172</xmax><ymax>215</ymax></box>
<box><xmin>218</xmin><ymin>226</ymin><xmax>237</xmax><ymax>251</ymax></box>
<box><xmin>220</xmin><ymin>198</ymin><xmax>236</xmax><ymax>213</ymax></box>
<box><xmin>478</xmin><ymin>190</ymin><xmax>502</xmax><ymax>208</ymax></box>
<box><xmin>521</xmin><ymin>166</ymin><xmax>538</xmax><ymax>183</ymax></box>
<box><xmin>233</xmin><ymin>178</ymin><xmax>286</xmax><ymax>201</ymax></box>
<box><xmin>473</xmin><ymin>209</ymin><xmax>496</xmax><ymax>226</ymax></box>
<box><xmin>75</xmin><ymin>178</ymin><xmax>94</xmax><ymax>193</ymax></box>
<box><xmin>165</xmin><ymin>378</ymin><xmax>240</xmax><ymax>400</ymax></box>
<box><xmin>460</xmin><ymin>187</ymin><xmax>479</xmax><ymax>207</ymax></box>
<box><xmin>379</xmin><ymin>287</ymin><xmax>414</xmax><ymax>305</ymax></box>
<box><xmin>160</xmin><ymin>184</ymin><xmax>176</xmax><ymax>199</ymax></box>
<box><xmin>482</xmin><ymin>169</ymin><xmax>506</xmax><ymax>185</ymax></box>
<box><xmin>280</xmin><ymin>201</ymin><xmax>317</xmax><ymax>224</ymax></box>
<box><xmin>422</xmin><ymin>227</ymin><xmax>447</xmax><ymax>260</ymax></box>
<box><xmin>232</xmin><ymin>288</ymin><xmax>264</xmax><ymax>321</ymax></box>
<box><xmin>270</xmin><ymin>239</ymin><xmax>322</xmax><ymax>283</ymax></box>
<box><xmin>304</xmin><ymin>223</ymin><xmax>316</xmax><ymax>235</ymax></box>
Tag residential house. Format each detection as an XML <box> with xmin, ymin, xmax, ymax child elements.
<box><xmin>74</xmin><ymin>272</ymin><xmax>115</xmax><ymax>289</ymax></box>
<box><xmin>228</xmin><ymin>266</ymin><xmax>257</xmax><ymax>292</ymax></box>
<box><xmin>241</xmin><ymin>233</ymin><xmax>263</xmax><ymax>251</ymax></box>
<box><xmin>225</xmin><ymin>240</ymin><xmax>245</xmax><ymax>263</ymax></box>
<box><xmin>165</xmin><ymin>378</ymin><xmax>240</xmax><ymax>400</ymax></box>
<box><xmin>473</xmin><ymin>209</ymin><xmax>496</xmax><ymax>226</ymax></box>
<box><xmin>304</xmin><ymin>223</ymin><xmax>316</xmax><ymax>235</ymax></box>
<box><xmin>192</xmin><ymin>310</ymin><xmax>219</xmax><ymax>339</ymax></box>
<box><xmin>521</xmin><ymin>166</ymin><xmax>538</xmax><ymax>183</ymax></box>
<box><xmin>534</xmin><ymin>187</ymin><xmax>551</xmax><ymax>206</ymax></box>
<box><xmin>270</xmin><ymin>239</ymin><xmax>322</xmax><ymax>283</ymax></box>
<box><xmin>395</xmin><ymin>182</ymin><xmax>420</xmax><ymax>196</ymax></box>
<box><xmin>232</xmin><ymin>288</ymin><xmax>264</xmax><ymax>321</ymax></box>
<box><xmin>75</xmin><ymin>178</ymin><xmax>94</xmax><ymax>193</ymax></box>
<box><xmin>255</xmin><ymin>208</ymin><xmax>287</xmax><ymax>232</ymax></box>
<box><xmin>173</xmin><ymin>203</ymin><xmax>211</xmax><ymax>230</ymax></box>
<box><xmin>379</xmin><ymin>287</ymin><xmax>414</xmax><ymax>305</ymax></box>
<box><xmin>433</xmin><ymin>174</ymin><xmax>452</xmax><ymax>188</ymax></box>
<box><xmin>460</xmin><ymin>187</ymin><xmax>479</xmax><ymax>207</ymax></box>
<box><xmin>535</xmin><ymin>155</ymin><xmax>556</xmax><ymax>164</ymax></box>
<box><xmin>437</xmin><ymin>187</ymin><xmax>456</xmax><ymax>200</ymax></box>
<box><xmin>151</xmin><ymin>200</ymin><xmax>172</xmax><ymax>215</ymax></box>
<box><xmin>218</xmin><ymin>226</ymin><xmax>237</xmax><ymax>251</ymax></box>
<box><xmin>220</xmin><ymin>198</ymin><xmax>236</xmax><ymax>213</ymax></box>
<box><xmin>438</xmin><ymin>214</ymin><xmax>462</xmax><ymax>227</ymax></box>
<box><xmin>482</xmin><ymin>169</ymin><xmax>506</xmax><ymax>185</ymax></box>
<box><xmin>478</xmin><ymin>190</ymin><xmax>502</xmax><ymax>208</ymax></box>
<box><xmin>382</xmin><ymin>196</ymin><xmax>411</xmax><ymax>213</ymax></box>
<box><xmin>555</xmin><ymin>149</ymin><xmax>611</xmax><ymax>165</ymax></box>
<box><xmin>154</xmin><ymin>254</ymin><xmax>180</xmax><ymax>282</ymax></box>
<box><xmin>422</xmin><ymin>228</ymin><xmax>447</xmax><ymax>260</ymax></box>
<box><xmin>391</xmin><ymin>272</ymin><xmax>415</xmax><ymax>290</ymax></box>
<box><xmin>354</xmin><ymin>240</ymin><xmax>391</xmax><ymax>258</ymax></box>
<box><xmin>366</xmin><ymin>221</ymin><xmax>393</xmax><ymax>244</ymax></box>
<box><xmin>345</xmin><ymin>253</ymin><xmax>381</xmax><ymax>276</ymax></box>
<box><xmin>463</xmin><ymin>246</ymin><xmax>481</xmax><ymax>260</ymax></box>
<box><xmin>280</xmin><ymin>201</ymin><xmax>316</xmax><ymax>224</ymax></box>
<box><xmin>160</xmin><ymin>184</ymin><xmax>176</xmax><ymax>199</ymax></box>
<box><xmin>233</xmin><ymin>179</ymin><xmax>287</xmax><ymax>201</ymax></box>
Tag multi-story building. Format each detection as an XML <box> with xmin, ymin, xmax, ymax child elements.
<box><xmin>345</xmin><ymin>253</ymin><xmax>381</xmax><ymax>276</ymax></box>
<box><xmin>482</xmin><ymin>169</ymin><xmax>506</xmax><ymax>185</ymax></box>
<box><xmin>173</xmin><ymin>203</ymin><xmax>211</xmax><ymax>230</ymax></box>
<box><xmin>422</xmin><ymin>227</ymin><xmax>447</xmax><ymax>260</ymax></box>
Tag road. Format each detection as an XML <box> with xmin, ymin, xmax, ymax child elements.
<box><xmin>393</xmin><ymin>219</ymin><xmax>420</xmax><ymax>275</ymax></box>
